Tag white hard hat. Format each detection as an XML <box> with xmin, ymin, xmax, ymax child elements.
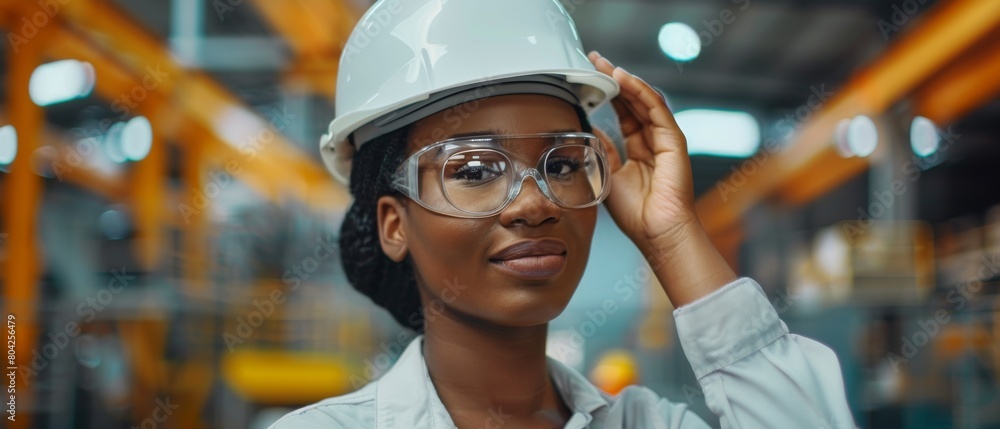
<box><xmin>320</xmin><ymin>0</ymin><xmax>621</xmax><ymax>186</ymax></box>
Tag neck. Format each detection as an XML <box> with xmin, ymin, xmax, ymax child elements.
<box><xmin>421</xmin><ymin>312</ymin><xmax>570</xmax><ymax>426</ymax></box>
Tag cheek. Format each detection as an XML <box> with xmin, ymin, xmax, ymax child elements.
<box><xmin>569</xmin><ymin>208</ymin><xmax>599</xmax><ymax>252</ymax></box>
<box><xmin>406</xmin><ymin>213</ymin><xmax>491</xmax><ymax>283</ymax></box>
<box><xmin>405</xmin><ymin>206</ymin><xmax>598</xmax><ymax>327</ymax></box>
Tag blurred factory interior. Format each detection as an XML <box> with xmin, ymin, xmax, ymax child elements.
<box><xmin>1</xmin><ymin>0</ymin><xmax>999</xmax><ymax>427</ymax></box>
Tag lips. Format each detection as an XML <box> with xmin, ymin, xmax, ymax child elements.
<box><xmin>489</xmin><ymin>239</ymin><xmax>568</xmax><ymax>279</ymax></box>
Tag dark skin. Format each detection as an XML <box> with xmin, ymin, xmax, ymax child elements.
<box><xmin>376</xmin><ymin>53</ymin><xmax>737</xmax><ymax>428</ymax></box>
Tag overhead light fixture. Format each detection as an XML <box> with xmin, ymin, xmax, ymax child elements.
<box><xmin>28</xmin><ymin>60</ymin><xmax>96</xmax><ymax>107</ymax></box>
<box><xmin>674</xmin><ymin>109</ymin><xmax>760</xmax><ymax>157</ymax></box>
<box><xmin>121</xmin><ymin>116</ymin><xmax>153</xmax><ymax>161</ymax></box>
<box><xmin>846</xmin><ymin>115</ymin><xmax>878</xmax><ymax>158</ymax></box>
<box><xmin>104</xmin><ymin>122</ymin><xmax>127</xmax><ymax>164</ymax></box>
<box><xmin>658</xmin><ymin>22</ymin><xmax>700</xmax><ymax>62</ymax></box>
<box><xmin>910</xmin><ymin>116</ymin><xmax>940</xmax><ymax>157</ymax></box>
<box><xmin>833</xmin><ymin>119</ymin><xmax>853</xmax><ymax>157</ymax></box>
<box><xmin>0</xmin><ymin>125</ymin><xmax>17</xmax><ymax>165</ymax></box>
<box><xmin>99</xmin><ymin>207</ymin><xmax>130</xmax><ymax>240</ymax></box>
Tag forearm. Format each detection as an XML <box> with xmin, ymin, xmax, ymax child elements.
<box><xmin>672</xmin><ymin>277</ymin><xmax>857</xmax><ymax>428</ymax></box>
<box><xmin>642</xmin><ymin>221</ymin><xmax>737</xmax><ymax>308</ymax></box>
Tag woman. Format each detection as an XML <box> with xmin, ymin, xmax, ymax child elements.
<box><xmin>272</xmin><ymin>0</ymin><xmax>855</xmax><ymax>428</ymax></box>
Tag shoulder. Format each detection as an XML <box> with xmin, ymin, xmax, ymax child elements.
<box><xmin>606</xmin><ymin>385</ymin><xmax>712</xmax><ymax>428</ymax></box>
<box><xmin>268</xmin><ymin>382</ymin><xmax>378</xmax><ymax>429</ymax></box>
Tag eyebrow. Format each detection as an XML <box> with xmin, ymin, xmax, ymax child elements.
<box><xmin>447</xmin><ymin>128</ymin><xmax>579</xmax><ymax>139</ymax></box>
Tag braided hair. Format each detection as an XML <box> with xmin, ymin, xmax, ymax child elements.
<box><xmin>338</xmin><ymin>127</ymin><xmax>424</xmax><ymax>331</ymax></box>
<box><xmin>338</xmin><ymin>104</ymin><xmax>595</xmax><ymax>332</ymax></box>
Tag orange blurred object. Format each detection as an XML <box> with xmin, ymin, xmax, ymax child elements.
<box><xmin>589</xmin><ymin>350</ymin><xmax>640</xmax><ymax>395</ymax></box>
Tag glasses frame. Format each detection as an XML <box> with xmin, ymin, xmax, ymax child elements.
<box><xmin>390</xmin><ymin>132</ymin><xmax>611</xmax><ymax>219</ymax></box>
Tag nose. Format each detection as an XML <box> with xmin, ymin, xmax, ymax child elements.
<box><xmin>498</xmin><ymin>174</ymin><xmax>561</xmax><ymax>227</ymax></box>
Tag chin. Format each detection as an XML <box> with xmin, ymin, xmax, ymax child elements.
<box><xmin>480</xmin><ymin>279</ymin><xmax>580</xmax><ymax>327</ymax></box>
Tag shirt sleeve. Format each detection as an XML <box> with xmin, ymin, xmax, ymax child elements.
<box><xmin>670</xmin><ymin>277</ymin><xmax>856</xmax><ymax>429</ymax></box>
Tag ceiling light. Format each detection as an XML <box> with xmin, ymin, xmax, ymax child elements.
<box><xmin>29</xmin><ymin>60</ymin><xmax>96</xmax><ymax>107</ymax></box>
<box><xmin>122</xmin><ymin>116</ymin><xmax>153</xmax><ymax>161</ymax></box>
<box><xmin>846</xmin><ymin>115</ymin><xmax>878</xmax><ymax>158</ymax></box>
<box><xmin>658</xmin><ymin>22</ymin><xmax>700</xmax><ymax>62</ymax></box>
<box><xmin>0</xmin><ymin>125</ymin><xmax>17</xmax><ymax>165</ymax></box>
<box><xmin>675</xmin><ymin>109</ymin><xmax>760</xmax><ymax>157</ymax></box>
<box><xmin>910</xmin><ymin>116</ymin><xmax>939</xmax><ymax>157</ymax></box>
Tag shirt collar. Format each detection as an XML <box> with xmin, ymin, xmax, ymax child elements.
<box><xmin>546</xmin><ymin>353</ymin><xmax>611</xmax><ymax>417</ymax></box>
<box><xmin>375</xmin><ymin>335</ymin><xmax>611</xmax><ymax>428</ymax></box>
<box><xmin>375</xmin><ymin>335</ymin><xmax>454</xmax><ymax>428</ymax></box>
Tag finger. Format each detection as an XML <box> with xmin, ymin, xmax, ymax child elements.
<box><xmin>613</xmin><ymin>67</ymin><xmax>680</xmax><ymax>133</ymax></box>
<box><xmin>612</xmin><ymin>98</ymin><xmax>642</xmax><ymax>137</ymax></box>
<box><xmin>589</xmin><ymin>53</ymin><xmax>659</xmax><ymax>164</ymax></box>
<box><xmin>613</xmin><ymin>89</ymin><xmax>652</xmax><ymax>126</ymax></box>
<box><xmin>612</xmin><ymin>67</ymin><xmax>686</xmax><ymax>155</ymax></box>
<box><xmin>589</xmin><ymin>52</ymin><xmax>653</xmax><ymax>122</ymax></box>
<box><xmin>624</xmin><ymin>132</ymin><xmax>654</xmax><ymax>165</ymax></box>
<box><xmin>592</xmin><ymin>127</ymin><xmax>622</xmax><ymax>173</ymax></box>
<box><xmin>589</xmin><ymin>53</ymin><xmax>650</xmax><ymax>135</ymax></box>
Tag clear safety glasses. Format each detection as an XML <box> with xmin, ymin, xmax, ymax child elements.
<box><xmin>391</xmin><ymin>132</ymin><xmax>611</xmax><ymax>218</ymax></box>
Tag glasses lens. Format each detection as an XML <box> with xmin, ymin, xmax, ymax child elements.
<box><xmin>440</xmin><ymin>149</ymin><xmax>512</xmax><ymax>214</ymax></box>
<box><xmin>544</xmin><ymin>145</ymin><xmax>605</xmax><ymax>207</ymax></box>
<box><xmin>399</xmin><ymin>134</ymin><xmax>607</xmax><ymax>217</ymax></box>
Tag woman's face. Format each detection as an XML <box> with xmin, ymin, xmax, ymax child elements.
<box><xmin>377</xmin><ymin>94</ymin><xmax>598</xmax><ymax>328</ymax></box>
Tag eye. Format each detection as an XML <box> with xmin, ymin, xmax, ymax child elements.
<box><xmin>445</xmin><ymin>153</ymin><xmax>507</xmax><ymax>185</ymax></box>
<box><xmin>545</xmin><ymin>156</ymin><xmax>583</xmax><ymax>178</ymax></box>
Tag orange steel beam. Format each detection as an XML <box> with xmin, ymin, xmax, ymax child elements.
<box><xmin>696</xmin><ymin>0</ymin><xmax>1000</xmax><ymax>236</ymax></box>
<box><xmin>181</xmin><ymin>138</ymin><xmax>207</xmax><ymax>293</ymax></box>
<box><xmin>780</xmin><ymin>28</ymin><xmax>1000</xmax><ymax>205</ymax></box>
<box><xmin>914</xmin><ymin>28</ymin><xmax>1000</xmax><ymax>124</ymax></box>
<box><xmin>0</xmin><ymin>112</ymin><xmax>128</xmax><ymax>201</ymax></box>
<box><xmin>777</xmin><ymin>149</ymin><xmax>871</xmax><ymax>206</ymax></box>
<box><xmin>250</xmin><ymin>0</ymin><xmax>358</xmax><ymax>97</ymax></box>
<box><xmin>282</xmin><ymin>56</ymin><xmax>340</xmax><ymax>98</ymax></box>
<box><xmin>249</xmin><ymin>0</ymin><xmax>355</xmax><ymax>58</ymax></box>
<box><xmin>132</xmin><ymin>125</ymin><xmax>167</xmax><ymax>271</ymax></box>
<box><xmin>782</xmin><ymin>32</ymin><xmax>1000</xmax><ymax>205</ymax></box>
<box><xmin>1</xmin><ymin>29</ymin><xmax>47</xmax><ymax>429</ymax></box>
<box><xmin>48</xmin><ymin>147</ymin><xmax>128</xmax><ymax>200</ymax></box>
<box><xmin>53</xmin><ymin>0</ymin><xmax>349</xmax><ymax>209</ymax></box>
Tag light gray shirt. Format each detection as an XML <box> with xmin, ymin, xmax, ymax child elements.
<box><xmin>269</xmin><ymin>277</ymin><xmax>856</xmax><ymax>428</ymax></box>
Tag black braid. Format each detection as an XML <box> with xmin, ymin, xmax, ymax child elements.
<box><xmin>339</xmin><ymin>128</ymin><xmax>423</xmax><ymax>331</ymax></box>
